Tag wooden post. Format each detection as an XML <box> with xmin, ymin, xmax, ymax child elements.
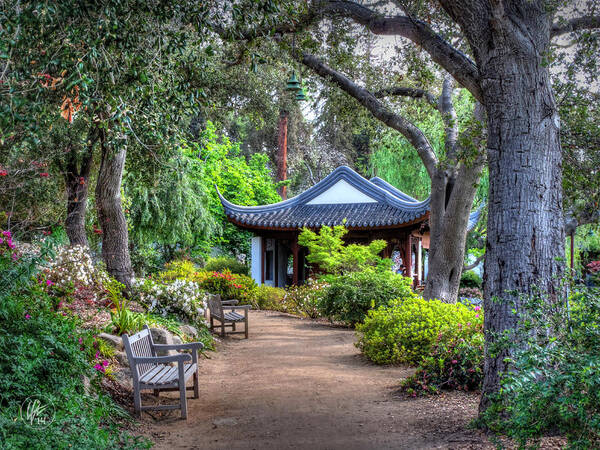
<box><xmin>274</xmin><ymin>240</ymin><xmax>279</xmax><ymax>287</ymax></box>
<box><xmin>277</xmin><ymin>110</ymin><xmax>288</xmax><ymax>200</ymax></box>
<box><xmin>292</xmin><ymin>241</ymin><xmax>299</xmax><ymax>285</ymax></box>
<box><xmin>260</xmin><ymin>237</ymin><xmax>265</xmax><ymax>285</ymax></box>
<box><xmin>404</xmin><ymin>235</ymin><xmax>413</xmax><ymax>279</ymax></box>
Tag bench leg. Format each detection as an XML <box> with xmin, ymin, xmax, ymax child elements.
<box><xmin>209</xmin><ymin>315</ymin><xmax>214</xmax><ymax>331</ymax></box>
<box><xmin>193</xmin><ymin>370</ymin><xmax>199</xmax><ymax>399</ymax></box>
<box><xmin>232</xmin><ymin>321</ymin><xmax>236</xmax><ymax>331</ymax></box>
<box><xmin>245</xmin><ymin>316</ymin><xmax>249</xmax><ymax>339</ymax></box>
<box><xmin>220</xmin><ymin>322</ymin><xmax>225</xmax><ymax>337</ymax></box>
<box><xmin>179</xmin><ymin>366</ymin><xmax>187</xmax><ymax>419</ymax></box>
<box><xmin>133</xmin><ymin>386</ymin><xmax>142</xmax><ymax>418</ymax></box>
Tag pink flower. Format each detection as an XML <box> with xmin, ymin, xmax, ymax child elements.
<box><xmin>94</xmin><ymin>363</ymin><xmax>105</xmax><ymax>373</ymax></box>
<box><xmin>475</xmin><ymin>314</ymin><xmax>480</xmax><ymax>318</ymax></box>
<box><xmin>11</xmin><ymin>253</ymin><xmax>18</xmax><ymax>261</ymax></box>
<box><xmin>39</xmin><ymin>172</ymin><xmax>49</xmax><ymax>177</ymax></box>
<box><xmin>46</xmin><ymin>280</ymin><xmax>54</xmax><ymax>286</ymax></box>
<box><xmin>0</xmin><ymin>170</ymin><xmax>7</xmax><ymax>176</ymax></box>
<box><xmin>0</xmin><ymin>238</ymin><xmax>3</xmax><ymax>244</ymax></box>
<box><xmin>451</xmin><ymin>360</ymin><xmax>458</xmax><ymax>364</ymax></box>
<box><xmin>78</xmin><ymin>337</ymin><xmax>83</xmax><ymax>344</ymax></box>
<box><xmin>102</xmin><ymin>360</ymin><xmax>109</xmax><ymax>367</ymax></box>
<box><xmin>2</xmin><ymin>230</ymin><xmax>10</xmax><ymax>238</ymax></box>
<box><xmin>95</xmin><ymin>351</ymin><xmax>100</xmax><ymax>359</ymax></box>
<box><xmin>474</xmin><ymin>305</ymin><xmax>481</xmax><ymax>311</ymax></box>
<box><xmin>25</xmin><ymin>313</ymin><xmax>31</xmax><ymax>320</ymax></box>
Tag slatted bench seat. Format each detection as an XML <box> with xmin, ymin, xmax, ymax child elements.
<box><xmin>208</xmin><ymin>294</ymin><xmax>250</xmax><ymax>338</ymax></box>
<box><xmin>122</xmin><ymin>325</ymin><xmax>203</xmax><ymax>419</ymax></box>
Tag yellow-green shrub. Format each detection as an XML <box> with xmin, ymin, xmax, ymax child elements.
<box><xmin>356</xmin><ymin>297</ymin><xmax>483</xmax><ymax>365</ymax></box>
<box><xmin>248</xmin><ymin>285</ymin><xmax>286</xmax><ymax>310</ymax></box>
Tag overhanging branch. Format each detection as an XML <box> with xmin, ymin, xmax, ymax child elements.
<box><xmin>374</xmin><ymin>86</ymin><xmax>437</xmax><ymax>106</ymax></box>
<box><xmin>301</xmin><ymin>53</ymin><xmax>438</xmax><ymax>178</ymax></box>
<box><xmin>551</xmin><ymin>15</ymin><xmax>600</xmax><ymax>37</ymax></box>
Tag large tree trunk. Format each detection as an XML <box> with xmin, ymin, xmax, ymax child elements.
<box><xmin>424</xmin><ymin>162</ymin><xmax>484</xmax><ymax>302</ymax></box>
<box><xmin>473</xmin><ymin>12</ymin><xmax>565</xmax><ymax>412</ymax></box>
<box><xmin>96</xmin><ymin>133</ymin><xmax>133</xmax><ymax>287</ymax></box>
<box><xmin>64</xmin><ymin>143</ymin><xmax>94</xmax><ymax>247</ymax></box>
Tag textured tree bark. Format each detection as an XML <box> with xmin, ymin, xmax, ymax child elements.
<box><xmin>96</xmin><ymin>133</ymin><xmax>133</xmax><ymax>287</ymax></box>
<box><xmin>439</xmin><ymin>2</ymin><xmax>567</xmax><ymax>411</ymax></box>
<box><xmin>64</xmin><ymin>142</ymin><xmax>94</xmax><ymax>247</ymax></box>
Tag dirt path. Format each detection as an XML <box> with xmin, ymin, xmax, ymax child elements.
<box><xmin>144</xmin><ymin>311</ymin><xmax>492</xmax><ymax>449</ymax></box>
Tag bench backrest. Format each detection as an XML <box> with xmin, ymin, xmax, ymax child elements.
<box><xmin>207</xmin><ymin>294</ymin><xmax>223</xmax><ymax>318</ymax></box>
<box><xmin>122</xmin><ymin>326</ymin><xmax>156</xmax><ymax>377</ymax></box>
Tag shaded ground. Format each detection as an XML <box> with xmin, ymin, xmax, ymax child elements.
<box><xmin>138</xmin><ymin>310</ymin><xmax>495</xmax><ymax>449</ymax></box>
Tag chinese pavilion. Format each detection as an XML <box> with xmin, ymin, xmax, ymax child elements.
<box><xmin>218</xmin><ymin>166</ymin><xmax>480</xmax><ymax>288</ymax></box>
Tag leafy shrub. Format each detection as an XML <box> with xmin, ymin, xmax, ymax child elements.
<box><xmin>248</xmin><ymin>285</ymin><xmax>286</xmax><ymax>310</ymax></box>
<box><xmin>204</xmin><ymin>256</ymin><xmax>249</xmax><ymax>276</ymax></box>
<box><xmin>460</xmin><ymin>270</ymin><xmax>482</xmax><ymax>289</ymax></box>
<box><xmin>459</xmin><ymin>287</ymin><xmax>483</xmax><ymax>299</ymax></box>
<box><xmin>298</xmin><ymin>225</ymin><xmax>390</xmax><ymax>275</ymax></box>
<box><xmin>356</xmin><ymin>297</ymin><xmax>483</xmax><ymax>364</ymax></box>
<box><xmin>155</xmin><ymin>259</ymin><xmax>201</xmax><ymax>282</ymax></box>
<box><xmin>282</xmin><ymin>279</ymin><xmax>329</xmax><ymax>318</ymax></box>
<box><xmin>198</xmin><ymin>270</ymin><xmax>256</xmax><ymax>302</ymax></box>
<box><xmin>133</xmin><ymin>277</ymin><xmax>207</xmax><ymax>324</ymax></box>
<box><xmin>319</xmin><ymin>269</ymin><xmax>415</xmax><ymax>325</ymax></box>
<box><xmin>401</xmin><ymin>322</ymin><xmax>484</xmax><ymax>396</ymax></box>
<box><xmin>480</xmin><ymin>288</ymin><xmax>600</xmax><ymax>448</ymax></box>
<box><xmin>0</xmin><ymin>248</ymin><xmax>146</xmax><ymax>449</ymax></box>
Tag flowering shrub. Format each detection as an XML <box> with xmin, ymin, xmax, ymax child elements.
<box><xmin>587</xmin><ymin>260</ymin><xmax>600</xmax><ymax>284</ymax></box>
<box><xmin>198</xmin><ymin>270</ymin><xmax>256</xmax><ymax>301</ymax></box>
<box><xmin>133</xmin><ymin>277</ymin><xmax>207</xmax><ymax>324</ymax></box>
<box><xmin>459</xmin><ymin>287</ymin><xmax>483</xmax><ymax>299</ymax></box>
<box><xmin>43</xmin><ymin>245</ymin><xmax>109</xmax><ymax>297</ymax></box>
<box><xmin>282</xmin><ymin>279</ymin><xmax>329</xmax><ymax>318</ymax></box>
<box><xmin>401</xmin><ymin>323</ymin><xmax>484</xmax><ymax>396</ymax></box>
<box><xmin>319</xmin><ymin>269</ymin><xmax>416</xmax><ymax>325</ymax></box>
<box><xmin>356</xmin><ymin>297</ymin><xmax>483</xmax><ymax>365</ymax></box>
<box><xmin>155</xmin><ymin>259</ymin><xmax>201</xmax><ymax>282</ymax></box>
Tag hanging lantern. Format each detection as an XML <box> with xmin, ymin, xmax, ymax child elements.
<box><xmin>286</xmin><ymin>71</ymin><xmax>301</xmax><ymax>91</ymax></box>
<box><xmin>295</xmin><ymin>87</ymin><xmax>307</xmax><ymax>101</ymax></box>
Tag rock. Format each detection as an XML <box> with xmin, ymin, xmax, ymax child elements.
<box><xmin>81</xmin><ymin>375</ymin><xmax>91</xmax><ymax>395</ymax></box>
<box><xmin>97</xmin><ymin>332</ymin><xmax>123</xmax><ymax>350</ymax></box>
<box><xmin>180</xmin><ymin>324</ymin><xmax>198</xmax><ymax>338</ymax></box>
<box><xmin>212</xmin><ymin>417</ymin><xmax>238</xmax><ymax>427</ymax></box>
<box><xmin>149</xmin><ymin>327</ymin><xmax>177</xmax><ymax>356</ymax></box>
<box><xmin>173</xmin><ymin>335</ymin><xmax>183</xmax><ymax>345</ymax></box>
<box><xmin>114</xmin><ymin>350</ymin><xmax>129</xmax><ymax>367</ymax></box>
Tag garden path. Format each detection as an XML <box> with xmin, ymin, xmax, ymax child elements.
<box><xmin>144</xmin><ymin>310</ymin><xmax>491</xmax><ymax>449</ymax></box>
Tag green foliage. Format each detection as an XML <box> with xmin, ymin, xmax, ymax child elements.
<box><xmin>401</xmin><ymin>323</ymin><xmax>484</xmax><ymax>396</ymax></box>
<box><xmin>155</xmin><ymin>259</ymin><xmax>201</xmax><ymax>283</ymax></box>
<box><xmin>281</xmin><ymin>279</ymin><xmax>329</xmax><ymax>318</ymax></box>
<box><xmin>247</xmin><ymin>285</ymin><xmax>287</xmax><ymax>310</ymax></box>
<box><xmin>480</xmin><ymin>288</ymin><xmax>600</xmax><ymax>448</ymax></box>
<box><xmin>356</xmin><ymin>297</ymin><xmax>483</xmax><ymax>365</ymax></box>
<box><xmin>460</xmin><ymin>270</ymin><xmax>482</xmax><ymax>289</ymax></box>
<box><xmin>0</xmin><ymin>253</ymin><xmax>147</xmax><ymax>449</ymax></box>
<box><xmin>320</xmin><ymin>269</ymin><xmax>415</xmax><ymax>325</ymax></box>
<box><xmin>205</xmin><ymin>256</ymin><xmax>249</xmax><ymax>276</ymax></box>
<box><xmin>298</xmin><ymin>225</ymin><xmax>389</xmax><ymax>275</ymax></box>
<box><xmin>198</xmin><ymin>270</ymin><xmax>256</xmax><ymax>302</ymax></box>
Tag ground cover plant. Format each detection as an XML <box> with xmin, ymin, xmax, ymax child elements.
<box><xmin>0</xmin><ymin>235</ymin><xmax>148</xmax><ymax>449</ymax></box>
<box><xmin>480</xmin><ymin>288</ymin><xmax>600</xmax><ymax>448</ymax></box>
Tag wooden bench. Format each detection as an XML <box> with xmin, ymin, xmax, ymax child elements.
<box><xmin>207</xmin><ymin>294</ymin><xmax>250</xmax><ymax>338</ymax></box>
<box><xmin>122</xmin><ymin>325</ymin><xmax>203</xmax><ymax>419</ymax></box>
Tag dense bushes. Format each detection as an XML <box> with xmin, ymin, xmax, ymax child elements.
<box><xmin>281</xmin><ymin>278</ymin><xmax>329</xmax><ymax>318</ymax></box>
<box><xmin>480</xmin><ymin>288</ymin><xmax>600</xmax><ymax>448</ymax></box>
<box><xmin>356</xmin><ymin>296</ymin><xmax>483</xmax><ymax>365</ymax></box>
<box><xmin>320</xmin><ymin>269</ymin><xmax>416</xmax><ymax>325</ymax></box>
<box><xmin>204</xmin><ymin>256</ymin><xmax>249</xmax><ymax>275</ymax></box>
<box><xmin>0</xmin><ymin>242</ymin><xmax>146</xmax><ymax>449</ymax></box>
<box><xmin>248</xmin><ymin>285</ymin><xmax>286</xmax><ymax>310</ymax></box>
<box><xmin>460</xmin><ymin>270</ymin><xmax>482</xmax><ymax>289</ymax></box>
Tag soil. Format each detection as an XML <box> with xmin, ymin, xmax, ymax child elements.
<box><xmin>133</xmin><ymin>310</ymin><xmax>503</xmax><ymax>449</ymax></box>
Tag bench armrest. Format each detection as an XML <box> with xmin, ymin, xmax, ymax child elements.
<box><xmin>221</xmin><ymin>299</ymin><xmax>239</xmax><ymax>305</ymax></box>
<box><xmin>133</xmin><ymin>353</ymin><xmax>191</xmax><ymax>364</ymax></box>
<box><xmin>152</xmin><ymin>342</ymin><xmax>204</xmax><ymax>351</ymax></box>
<box><xmin>226</xmin><ymin>305</ymin><xmax>251</xmax><ymax>311</ymax></box>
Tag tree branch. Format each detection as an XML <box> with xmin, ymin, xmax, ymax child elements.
<box><xmin>551</xmin><ymin>15</ymin><xmax>600</xmax><ymax>38</ymax></box>
<box><xmin>439</xmin><ymin>76</ymin><xmax>458</xmax><ymax>164</ymax></box>
<box><xmin>301</xmin><ymin>53</ymin><xmax>438</xmax><ymax>178</ymax></box>
<box><xmin>463</xmin><ymin>253</ymin><xmax>484</xmax><ymax>271</ymax></box>
<box><xmin>374</xmin><ymin>86</ymin><xmax>437</xmax><ymax>106</ymax></box>
<box><xmin>318</xmin><ymin>0</ymin><xmax>483</xmax><ymax>102</ymax></box>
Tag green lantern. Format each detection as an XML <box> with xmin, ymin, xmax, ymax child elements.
<box><xmin>286</xmin><ymin>71</ymin><xmax>301</xmax><ymax>91</ymax></box>
<box><xmin>295</xmin><ymin>87</ymin><xmax>307</xmax><ymax>101</ymax></box>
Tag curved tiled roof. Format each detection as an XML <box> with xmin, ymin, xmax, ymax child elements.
<box><xmin>218</xmin><ymin>166</ymin><xmax>482</xmax><ymax>231</ymax></box>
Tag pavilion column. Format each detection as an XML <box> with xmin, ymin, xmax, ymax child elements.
<box><xmin>260</xmin><ymin>237</ymin><xmax>265</xmax><ymax>285</ymax></box>
<box><xmin>292</xmin><ymin>241</ymin><xmax>299</xmax><ymax>285</ymax></box>
<box><xmin>404</xmin><ymin>236</ymin><xmax>413</xmax><ymax>280</ymax></box>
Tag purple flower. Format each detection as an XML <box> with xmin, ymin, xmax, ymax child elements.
<box><xmin>46</xmin><ymin>280</ymin><xmax>54</xmax><ymax>287</ymax></box>
<box><xmin>451</xmin><ymin>360</ymin><xmax>458</xmax><ymax>364</ymax></box>
<box><xmin>25</xmin><ymin>313</ymin><xmax>31</xmax><ymax>320</ymax></box>
<box><xmin>94</xmin><ymin>363</ymin><xmax>105</xmax><ymax>373</ymax></box>
<box><xmin>11</xmin><ymin>253</ymin><xmax>18</xmax><ymax>261</ymax></box>
<box><xmin>78</xmin><ymin>337</ymin><xmax>83</xmax><ymax>345</ymax></box>
<box><xmin>475</xmin><ymin>314</ymin><xmax>480</xmax><ymax>318</ymax></box>
<box><xmin>102</xmin><ymin>360</ymin><xmax>109</xmax><ymax>367</ymax></box>
<box><xmin>2</xmin><ymin>230</ymin><xmax>10</xmax><ymax>238</ymax></box>
<box><xmin>0</xmin><ymin>238</ymin><xmax>3</xmax><ymax>244</ymax></box>
<box><xmin>95</xmin><ymin>351</ymin><xmax>100</xmax><ymax>359</ymax></box>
